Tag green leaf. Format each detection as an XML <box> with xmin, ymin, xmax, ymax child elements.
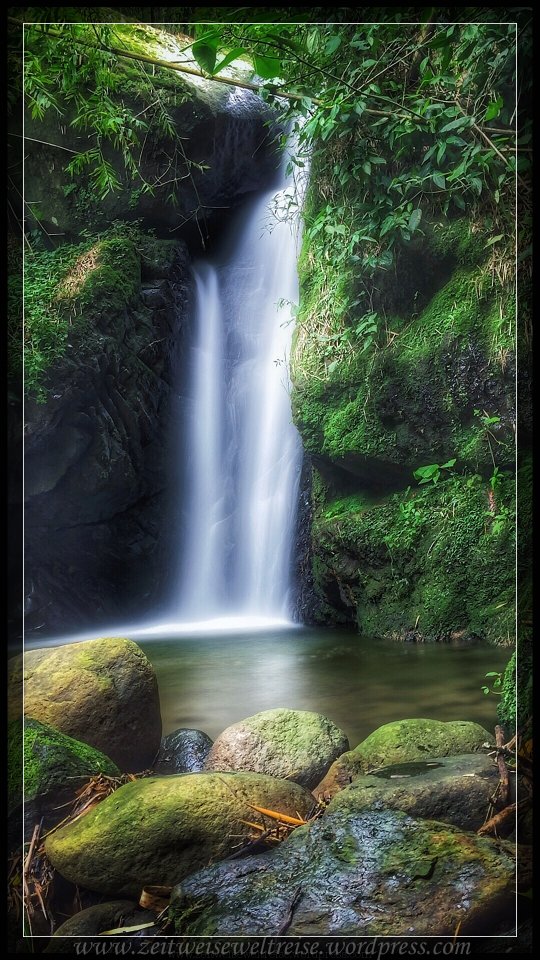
<box><xmin>328</xmin><ymin>359</ymin><xmax>339</xmax><ymax>374</ymax></box>
<box><xmin>414</xmin><ymin>464</ymin><xmax>439</xmax><ymax>481</ymax></box>
<box><xmin>325</xmin><ymin>34</ymin><xmax>342</xmax><ymax>56</ymax></box>
<box><xmin>408</xmin><ymin>208</ymin><xmax>422</xmax><ymax>232</ymax></box>
<box><xmin>432</xmin><ymin>172</ymin><xmax>446</xmax><ymax>189</ymax></box>
<box><xmin>192</xmin><ymin>37</ymin><xmax>219</xmax><ymax>74</ymax></box>
<box><xmin>212</xmin><ymin>47</ymin><xmax>245</xmax><ymax>75</ymax></box>
<box><xmin>484</xmin><ymin>96</ymin><xmax>503</xmax><ymax>121</ymax></box>
<box><xmin>484</xmin><ymin>234</ymin><xmax>504</xmax><ymax>247</ymax></box>
<box><xmin>439</xmin><ymin>117</ymin><xmax>468</xmax><ymax>133</ymax></box>
<box><xmin>253</xmin><ymin>53</ymin><xmax>281</xmax><ymax>79</ymax></box>
<box><xmin>429</xmin><ymin>32</ymin><xmax>451</xmax><ymax>50</ymax></box>
<box><xmin>362</xmin><ymin>161</ymin><xmax>372</xmax><ymax>175</ymax></box>
<box><xmin>440</xmin><ymin>458</ymin><xmax>456</xmax><ymax>469</ymax></box>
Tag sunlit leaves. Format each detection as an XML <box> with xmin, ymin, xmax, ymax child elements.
<box><xmin>253</xmin><ymin>53</ymin><xmax>282</xmax><ymax>79</ymax></box>
<box><xmin>192</xmin><ymin>34</ymin><xmax>219</xmax><ymax>73</ymax></box>
<box><xmin>484</xmin><ymin>96</ymin><xmax>503</xmax><ymax>121</ymax></box>
<box><xmin>212</xmin><ymin>47</ymin><xmax>246</xmax><ymax>75</ymax></box>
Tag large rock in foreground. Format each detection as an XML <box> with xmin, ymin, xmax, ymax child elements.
<box><xmin>317</xmin><ymin>718</ymin><xmax>491</xmax><ymax>796</ymax></box>
<box><xmin>204</xmin><ymin>709</ymin><xmax>349</xmax><ymax>789</ymax></box>
<box><xmin>45</xmin><ymin>772</ymin><xmax>314</xmax><ymax>897</ymax></box>
<box><xmin>10</xmin><ymin>637</ymin><xmax>161</xmax><ymax>771</ymax></box>
<box><xmin>170</xmin><ymin>809</ymin><xmax>515</xmax><ymax>936</ymax></box>
<box><xmin>326</xmin><ymin>754</ymin><xmax>499</xmax><ymax>832</ymax></box>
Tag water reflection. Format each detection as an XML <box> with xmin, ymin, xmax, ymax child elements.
<box><xmin>137</xmin><ymin>625</ymin><xmax>509</xmax><ymax>746</ymax></box>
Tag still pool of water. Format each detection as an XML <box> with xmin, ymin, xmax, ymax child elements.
<box><xmin>134</xmin><ymin>625</ymin><xmax>509</xmax><ymax>746</ymax></box>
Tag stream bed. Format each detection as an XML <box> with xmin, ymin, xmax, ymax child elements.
<box><xmin>135</xmin><ymin>625</ymin><xmax>509</xmax><ymax>745</ymax></box>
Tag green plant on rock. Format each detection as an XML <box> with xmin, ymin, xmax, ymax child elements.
<box><xmin>413</xmin><ymin>458</ymin><xmax>456</xmax><ymax>486</ymax></box>
<box><xmin>481</xmin><ymin>671</ymin><xmax>503</xmax><ymax>697</ymax></box>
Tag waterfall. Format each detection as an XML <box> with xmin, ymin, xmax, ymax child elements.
<box><xmin>175</xmin><ymin>154</ymin><xmax>304</xmax><ymax>624</ymax></box>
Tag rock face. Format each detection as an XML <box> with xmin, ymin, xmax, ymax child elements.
<box><xmin>316</xmin><ymin>718</ymin><xmax>491</xmax><ymax>796</ymax></box>
<box><xmin>8</xmin><ymin>718</ymin><xmax>119</xmax><ymax>842</ymax></box>
<box><xmin>154</xmin><ymin>728</ymin><xmax>213</xmax><ymax>775</ymax></box>
<box><xmin>45</xmin><ymin>772</ymin><xmax>314</xmax><ymax>896</ymax></box>
<box><xmin>10</xmin><ymin>637</ymin><xmax>161</xmax><ymax>771</ymax></box>
<box><xmin>204</xmin><ymin>709</ymin><xmax>349</xmax><ymax>790</ymax></box>
<box><xmin>20</xmin><ymin>236</ymin><xmax>192</xmax><ymax>635</ymax></box>
<box><xmin>170</xmin><ymin>808</ymin><xmax>516</xmax><ymax>936</ymax></box>
<box><xmin>292</xmin><ymin>150</ymin><xmax>516</xmax><ymax>643</ymax></box>
<box><xmin>325</xmin><ymin>754</ymin><xmax>498</xmax><ymax>832</ymax></box>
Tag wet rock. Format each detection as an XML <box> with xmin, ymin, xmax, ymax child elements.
<box><xmin>154</xmin><ymin>728</ymin><xmax>213</xmax><ymax>774</ymax></box>
<box><xmin>204</xmin><ymin>708</ymin><xmax>349</xmax><ymax>789</ymax></box>
<box><xmin>45</xmin><ymin>772</ymin><xmax>314</xmax><ymax>897</ymax></box>
<box><xmin>325</xmin><ymin>753</ymin><xmax>499</xmax><ymax>831</ymax></box>
<box><xmin>9</xmin><ymin>717</ymin><xmax>119</xmax><ymax>842</ymax></box>
<box><xmin>10</xmin><ymin>637</ymin><xmax>162</xmax><ymax>772</ymax></box>
<box><xmin>170</xmin><ymin>808</ymin><xmax>515</xmax><ymax>936</ymax></box>
<box><xmin>316</xmin><ymin>718</ymin><xmax>491</xmax><ymax>796</ymax></box>
<box><xmin>44</xmin><ymin>901</ymin><xmax>157</xmax><ymax>951</ymax></box>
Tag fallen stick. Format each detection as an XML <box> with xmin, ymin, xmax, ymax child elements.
<box><xmin>477</xmin><ymin>797</ymin><xmax>532</xmax><ymax>837</ymax></box>
<box><xmin>495</xmin><ymin>724</ymin><xmax>510</xmax><ymax>807</ymax></box>
<box><xmin>477</xmin><ymin>803</ymin><xmax>517</xmax><ymax>836</ymax></box>
<box><xmin>278</xmin><ymin>886</ymin><xmax>303</xmax><ymax>935</ymax></box>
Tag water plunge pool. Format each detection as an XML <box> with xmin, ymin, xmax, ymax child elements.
<box><xmin>134</xmin><ymin>625</ymin><xmax>508</xmax><ymax>746</ymax></box>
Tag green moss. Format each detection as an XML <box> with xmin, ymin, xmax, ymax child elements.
<box><xmin>425</xmin><ymin>218</ymin><xmax>488</xmax><ymax>267</ymax></box>
<box><xmin>324</xmin><ymin>493</ymin><xmax>372</xmax><ymax>519</ymax></box>
<box><xmin>347</xmin><ymin>719</ymin><xmax>491</xmax><ymax>775</ymax></box>
<box><xmin>310</xmin><ymin>469</ymin><xmax>515</xmax><ymax>643</ymax></box>
<box><xmin>24</xmin><ymin>223</ymin><xmax>142</xmax><ymax>399</ymax></box>
<box><xmin>293</xmin><ymin>252</ymin><xmax>514</xmax><ymax>469</ymax></box>
<box><xmin>497</xmin><ymin>651</ymin><xmax>516</xmax><ymax>733</ymax></box>
<box><xmin>9</xmin><ymin>717</ymin><xmax>119</xmax><ymax>813</ymax></box>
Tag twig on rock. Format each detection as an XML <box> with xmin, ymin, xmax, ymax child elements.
<box><xmin>477</xmin><ymin>798</ymin><xmax>531</xmax><ymax>837</ymax></box>
<box><xmin>278</xmin><ymin>886</ymin><xmax>303</xmax><ymax>935</ymax></box>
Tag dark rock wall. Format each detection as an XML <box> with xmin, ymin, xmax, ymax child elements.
<box><xmin>22</xmin><ymin>241</ymin><xmax>192</xmax><ymax>636</ymax></box>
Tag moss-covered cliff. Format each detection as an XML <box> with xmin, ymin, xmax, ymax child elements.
<box><xmin>292</xmin><ymin>150</ymin><xmax>516</xmax><ymax>647</ymax></box>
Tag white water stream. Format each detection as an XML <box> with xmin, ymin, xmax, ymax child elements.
<box><xmin>175</xmin><ymin>154</ymin><xmax>305</xmax><ymax>623</ymax></box>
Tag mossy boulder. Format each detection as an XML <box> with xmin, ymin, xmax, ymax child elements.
<box><xmin>204</xmin><ymin>709</ymin><xmax>349</xmax><ymax>789</ymax></box>
<box><xmin>9</xmin><ymin>717</ymin><xmax>119</xmax><ymax>819</ymax></box>
<box><xmin>154</xmin><ymin>728</ymin><xmax>213</xmax><ymax>775</ymax></box>
<box><xmin>325</xmin><ymin>754</ymin><xmax>498</xmax><ymax>832</ymax></box>
<box><xmin>170</xmin><ymin>808</ymin><xmax>516</xmax><ymax>936</ymax></box>
<box><xmin>316</xmin><ymin>719</ymin><xmax>491</xmax><ymax>796</ymax></box>
<box><xmin>44</xmin><ymin>772</ymin><xmax>314</xmax><ymax>897</ymax></box>
<box><xmin>10</xmin><ymin>637</ymin><xmax>161</xmax><ymax>771</ymax></box>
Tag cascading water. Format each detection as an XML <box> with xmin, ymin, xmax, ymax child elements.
<box><xmin>175</xmin><ymin>147</ymin><xmax>305</xmax><ymax>624</ymax></box>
